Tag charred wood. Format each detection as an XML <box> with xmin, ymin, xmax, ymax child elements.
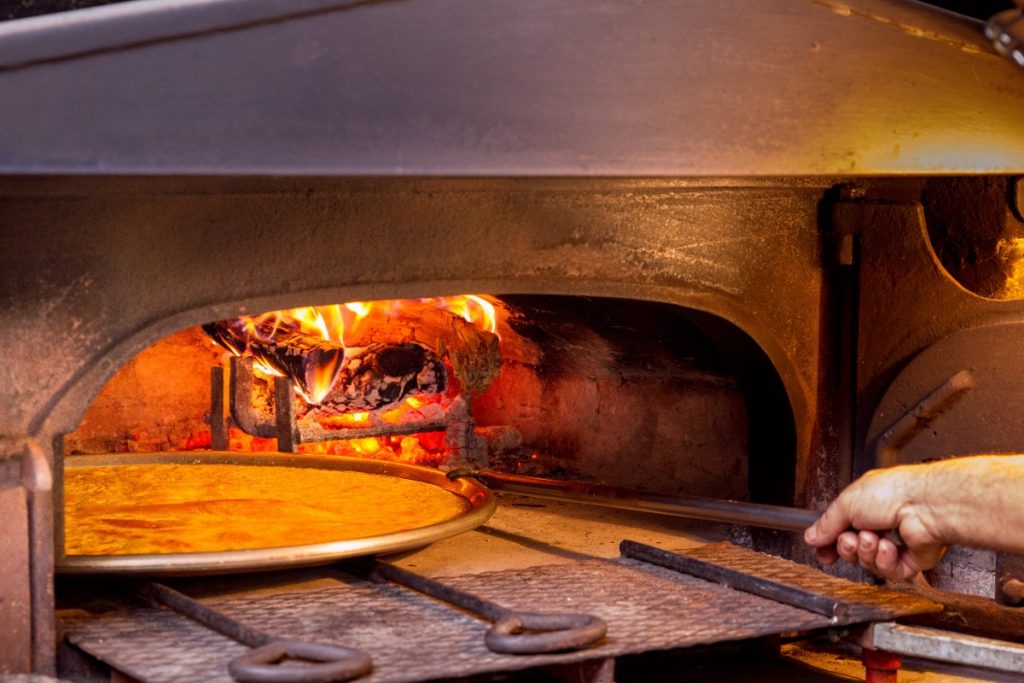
<box><xmin>203</xmin><ymin>320</ymin><xmax>344</xmax><ymax>403</ymax></box>
<box><xmin>342</xmin><ymin>307</ymin><xmax>501</xmax><ymax>395</ymax></box>
<box><xmin>228</xmin><ymin>356</ymin><xmax>449</xmax><ymax>443</ymax></box>
<box><xmin>300</xmin><ymin>343</ymin><xmax>447</xmax><ymax>416</ymax></box>
<box><xmin>204</xmin><ymin>304</ymin><xmax>499</xmax><ymax>406</ymax></box>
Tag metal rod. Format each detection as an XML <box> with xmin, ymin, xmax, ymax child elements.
<box><xmin>874</xmin><ymin>369</ymin><xmax>973</xmax><ymax>468</ymax></box>
<box><xmin>274</xmin><ymin>376</ymin><xmax>298</xmax><ymax>453</ymax></box>
<box><xmin>368</xmin><ymin>561</ymin><xmax>607</xmax><ymax>654</ymax></box>
<box><xmin>137</xmin><ymin>582</ymin><xmax>270</xmax><ymax>648</ymax></box>
<box><xmin>371</xmin><ymin>561</ymin><xmax>508</xmax><ymax>622</ymax></box>
<box><xmin>298</xmin><ymin>417</ymin><xmax>448</xmax><ymax>444</ymax></box>
<box><xmin>620</xmin><ymin>540</ymin><xmax>849</xmax><ymax>621</ymax></box>
<box><xmin>210</xmin><ymin>365</ymin><xmax>229</xmax><ymax>450</ymax></box>
<box><xmin>455</xmin><ymin>470</ymin><xmax>821</xmax><ymax>533</ymax></box>
<box><xmin>867</xmin><ymin>622</ymin><xmax>1024</xmax><ymax>674</ymax></box>
<box><xmin>136</xmin><ymin>582</ymin><xmax>373</xmax><ymax>682</ymax></box>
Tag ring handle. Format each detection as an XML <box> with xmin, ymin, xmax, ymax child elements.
<box><xmin>484</xmin><ymin>612</ymin><xmax>607</xmax><ymax>654</ymax></box>
<box><xmin>228</xmin><ymin>639</ymin><xmax>372</xmax><ymax>683</ymax></box>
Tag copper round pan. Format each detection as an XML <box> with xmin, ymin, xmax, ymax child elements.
<box><xmin>57</xmin><ymin>451</ymin><xmax>495</xmax><ymax>576</ymax></box>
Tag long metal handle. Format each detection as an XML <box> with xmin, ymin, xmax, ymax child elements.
<box><xmin>620</xmin><ymin>540</ymin><xmax>849</xmax><ymax>622</ymax></box>
<box><xmin>137</xmin><ymin>582</ymin><xmax>372</xmax><ymax>683</ymax></box>
<box><xmin>370</xmin><ymin>561</ymin><xmax>607</xmax><ymax>655</ymax></box>
<box><xmin>453</xmin><ymin>470</ymin><xmax>820</xmax><ymax>533</ymax></box>
<box><xmin>459</xmin><ymin>470</ymin><xmax>905</xmax><ymax>550</ymax></box>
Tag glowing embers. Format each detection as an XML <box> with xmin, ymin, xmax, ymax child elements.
<box><xmin>208</xmin><ymin>295</ymin><xmax>503</xmax><ymax>468</ymax></box>
<box><xmin>204</xmin><ymin>296</ymin><xmax>498</xmax><ymax>405</ymax></box>
<box><xmin>228</xmin><ymin>427</ymin><xmax>450</xmax><ymax>467</ymax></box>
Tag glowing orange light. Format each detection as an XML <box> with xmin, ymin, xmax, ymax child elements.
<box><xmin>252</xmin><ymin>359</ymin><xmax>284</xmax><ymax>378</ymax></box>
<box><xmin>345</xmin><ymin>301</ymin><xmax>371</xmax><ymax>321</ymax></box>
<box><xmin>213</xmin><ymin>295</ymin><xmax>500</xmax><ymax>405</ymax></box>
<box><xmin>436</xmin><ymin>295</ymin><xmax>497</xmax><ymax>334</ymax></box>
<box><xmin>351</xmin><ymin>438</ymin><xmax>381</xmax><ymax>454</ymax></box>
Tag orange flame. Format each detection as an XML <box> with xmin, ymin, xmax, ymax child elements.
<box><xmin>213</xmin><ymin>295</ymin><xmax>500</xmax><ymax>404</ymax></box>
<box><xmin>441</xmin><ymin>295</ymin><xmax>497</xmax><ymax>334</ymax></box>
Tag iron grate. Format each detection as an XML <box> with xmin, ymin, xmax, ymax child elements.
<box><xmin>62</xmin><ymin>543</ymin><xmax>939</xmax><ymax>683</ymax></box>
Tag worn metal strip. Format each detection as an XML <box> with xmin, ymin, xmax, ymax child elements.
<box><xmin>868</xmin><ymin>622</ymin><xmax>1024</xmax><ymax>673</ymax></box>
<box><xmin>621</xmin><ymin>540</ymin><xmax>849</xmax><ymax>621</ymax></box>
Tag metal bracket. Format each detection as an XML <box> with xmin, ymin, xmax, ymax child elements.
<box><xmin>1010</xmin><ymin>177</ymin><xmax>1024</xmax><ymax>223</ymax></box>
<box><xmin>221</xmin><ymin>356</ymin><xmax>453</xmax><ymax>452</ymax></box>
<box><xmin>0</xmin><ymin>437</ymin><xmax>55</xmax><ymax>676</ymax></box>
<box><xmin>873</xmin><ymin>370</ymin><xmax>974</xmax><ymax>468</ymax></box>
<box><xmin>865</xmin><ymin>622</ymin><xmax>1024</xmax><ymax>674</ymax></box>
<box><xmin>827</xmin><ymin>189</ymin><xmax>869</xmax><ymax>267</ymax></box>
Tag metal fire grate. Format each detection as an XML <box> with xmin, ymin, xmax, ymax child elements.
<box><xmin>62</xmin><ymin>543</ymin><xmax>939</xmax><ymax>683</ymax></box>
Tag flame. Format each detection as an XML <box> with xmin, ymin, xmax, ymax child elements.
<box><xmin>209</xmin><ymin>295</ymin><xmax>500</xmax><ymax>405</ymax></box>
<box><xmin>351</xmin><ymin>438</ymin><xmax>381</xmax><ymax>454</ymax></box>
<box><xmin>320</xmin><ymin>411</ymin><xmax>370</xmax><ymax>429</ymax></box>
<box><xmin>345</xmin><ymin>301</ymin><xmax>371</xmax><ymax>322</ymax></box>
<box><xmin>440</xmin><ymin>295</ymin><xmax>497</xmax><ymax>334</ymax></box>
<box><xmin>224</xmin><ymin>425</ymin><xmax>450</xmax><ymax>467</ymax></box>
<box><xmin>252</xmin><ymin>359</ymin><xmax>284</xmax><ymax>378</ymax></box>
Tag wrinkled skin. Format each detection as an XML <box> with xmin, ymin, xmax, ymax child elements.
<box><xmin>804</xmin><ymin>456</ymin><xmax>1024</xmax><ymax>581</ymax></box>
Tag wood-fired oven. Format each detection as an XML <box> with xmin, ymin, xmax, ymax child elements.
<box><xmin>3</xmin><ymin>0</ymin><xmax>1024</xmax><ymax>680</ymax></box>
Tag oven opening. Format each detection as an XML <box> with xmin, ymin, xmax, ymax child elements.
<box><xmin>59</xmin><ymin>294</ymin><xmax>859</xmax><ymax>682</ymax></box>
<box><xmin>62</xmin><ymin>294</ymin><xmax>796</xmax><ymax>512</ymax></box>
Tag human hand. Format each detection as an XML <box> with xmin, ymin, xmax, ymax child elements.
<box><xmin>803</xmin><ymin>467</ymin><xmax>947</xmax><ymax>581</ymax></box>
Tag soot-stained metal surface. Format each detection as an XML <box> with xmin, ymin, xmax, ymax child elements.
<box><xmin>1</xmin><ymin>0</ymin><xmax>1023</xmax><ymax>176</ymax></box>
<box><xmin>62</xmin><ymin>544</ymin><xmax>939</xmax><ymax>682</ymax></box>
<box><xmin>680</xmin><ymin>543</ymin><xmax>941</xmax><ymax>623</ymax></box>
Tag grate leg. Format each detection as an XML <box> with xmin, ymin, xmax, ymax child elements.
<box><xmin>862</xmin><ymin>648</ymin><xmax>901</xmax><ymax>683</ymax></box>
<box><xmin>541</xmin><ymin>657</ymin><xmax>615</xmax><ymax>683</ymax></box>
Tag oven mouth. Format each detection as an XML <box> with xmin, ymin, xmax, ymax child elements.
<box><xmin>56</xmin><ymin>293</ymin><xmax>796</xmax><ymax>568</ymax></box>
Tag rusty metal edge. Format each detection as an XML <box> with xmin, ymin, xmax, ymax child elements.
<box><xmin>0</xmin><ymin>0</ymin><xmax>363</xmax><ymax>70</ymax></box>
<box><xmin>866</xmin><ymin>622</ymin><xmax>1024</xmax><ymax>673</ymax></box>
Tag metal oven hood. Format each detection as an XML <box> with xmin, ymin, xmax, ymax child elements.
<box><xmin>0</xmin><ymin>0</ymin><xmax>1022</xmax><ymax>176</ymax></box>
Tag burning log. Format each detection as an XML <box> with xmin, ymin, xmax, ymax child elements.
<box><xmin>205</xmin><ymin>298</ymin><xmax>502</xmax><ymax>410</ymax></box>
<box><xmin>205</xmin><ymin>320</ymin><xmax>449</xmax><ymax>411</ymax></box>
<box><xmin>203</xmin><ymin>320</ymin><xmax>344</xmax><ymax>404</ymax></box>
<box><xmin>301</xmin><ymin>342</ymin><xmax>447</xmax><ymax>417</ymax></box>
<box><xmin>342</xmin><ymin>305</ymin><xmax>501</xmax><ymax>395</ymax></box>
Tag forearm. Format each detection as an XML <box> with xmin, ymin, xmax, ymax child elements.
<box><xmin>805</xmin><ymin>454</ymin><xmax>1024</xmax><ymax>580</ymax></box>
<box><xmin>913</xmin><ymin>455</ymin><xmax>1024</xmax><ymax>553</ymax></box>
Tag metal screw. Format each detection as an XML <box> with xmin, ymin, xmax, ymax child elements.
<box><xmin>839</xmin><ymin>184</ymin><xmax>867</xmax><ymax>201</ymax></box>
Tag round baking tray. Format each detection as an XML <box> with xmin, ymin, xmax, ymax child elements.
<box><xmin>57</xmin><ymin>451</ymin><xmax>496</xmax><ymax>576</ymax></box>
